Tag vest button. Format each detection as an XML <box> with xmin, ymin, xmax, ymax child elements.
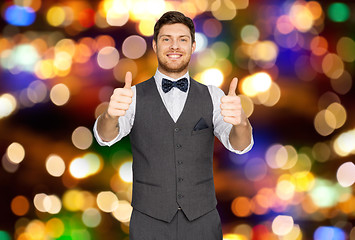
<box><xmin>178</xmin><ymin>177</ymin><xmax>184</xmax><ymax>182</ymax></box>
<box><xmin>176</xmin><ymin>144</ymin><xmax>182</xmax><ymax>149</ymax></box>
<box><xmin>178</xmin><ymin>194</ymin><xmax>184</xmax><ymax>199</ymax></box>
<box><xmin>174</xmin><ymin>128</ymin><xmax>180</xmax><ymax>132</ymax></box>
<box><xmin>177</xmin><ymin>161</ymin><xmax>183</xmax><ymax>165</ymax></box>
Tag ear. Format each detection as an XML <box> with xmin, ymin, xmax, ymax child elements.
<box><xmin>152</xmin><ymin>40</ymin><xmax>157</xmax><ymax>53</ymax></box>
<box><xmin>191</xmin><ymin>41</ymin><xmax>196</xmax><ymax>53</ymax></box>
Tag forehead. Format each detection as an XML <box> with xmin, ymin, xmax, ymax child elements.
<box><xmin>158</xmin><ymin>23</ymin><xmax>191</xmax><ymax>37</ymax></box>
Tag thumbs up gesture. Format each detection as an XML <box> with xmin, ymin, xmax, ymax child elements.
<box><xmin>107</xmin><ymin>71</ymin><xmax>134</xmax><ymax>118</ymax></box>
<box><xmin>221</xmin><ymin>77</ymin><xmax>245</xmax><ymax>125</ymax></box>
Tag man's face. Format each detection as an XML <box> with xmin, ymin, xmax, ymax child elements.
<box><xmin>153</xmin><ymin>23</ymin><xmax>196</xmax><ymax>78</ymax></box>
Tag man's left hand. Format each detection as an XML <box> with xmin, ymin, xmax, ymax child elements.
<box><xmin>220</xmin><ymin>77</ymin><xmax>245</xmax><ymax>126</ymax></box>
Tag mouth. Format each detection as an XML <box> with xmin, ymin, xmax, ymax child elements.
<box><xmin>166</xmin><ymin>53</ymin><xmax>183</xmax><ymax>59</ymax></box>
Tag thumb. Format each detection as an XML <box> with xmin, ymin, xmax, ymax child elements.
<box><xmin>228</xmin><ymin>77</ymin><xmax>238</xmax><ymax>96</ymax></box>
<box><xmin>124</xmin><ymin>71</ymin><xmax>132</xmax><ymax>89</ymax></box>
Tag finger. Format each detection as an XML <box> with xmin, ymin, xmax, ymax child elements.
<box><xmin>223</xmin><ymin>116</ymin><xmax>240</xmax><ymax>125</ymax></box>
<box><xmin>221</xmin><ymin>109</ymin><xmax>239</xmax><ymax>117</ymax></box>
<box><xmin>220</xmin><ymin>103</ymin><xmax>242</xmax><ymax>110</ymax></box>
<box><xmin>124</xmin><ymin>71</ymin><xmax>132</xmax><ymax>89</ymax></box>
<box><xmin>227</xmin><ymin>77</ymin><xmax>238</xmax><ymax>96</ymax></box>
<box><xmin>221</xmin><ymin>95</ymin><xmax>241</xmax><ymax>104</ymax></box>
<box><xmin>108</xmin><ymin>109</ymin><xmax>126</xmax><ymax>117</ymax></box>
<box><xmin>113</xmin><ymin>88</ymin><xmax>134</xmax><ymax>97</ymax></box>
<box><xmin>110</xmin><ymin>102</ymin><xmax>130</xmax><ymax>111</ymax></box>
<box><xmin>117</xmin><ymin>95</ymin><xmax>133</xmax><ymax>104</ymax></box>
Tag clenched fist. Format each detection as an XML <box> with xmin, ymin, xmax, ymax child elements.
<box><xmin>107</xmin><ymin>71</ymin><xmax>134</xmax><ymax>118</ymax></box>
<box><xmin>220</xmin><ymin>77</ymin><xmax>245</xmax><ymax>126</ymax></box>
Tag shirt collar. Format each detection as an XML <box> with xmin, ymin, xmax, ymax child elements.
<box><xmin>154</xmin><ymin>69</ymin><xmax>190</xmax><ymax>92</ymax></box>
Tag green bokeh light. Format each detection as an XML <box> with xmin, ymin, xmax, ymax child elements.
<box><xmin>0</xmin><ymin>231</ymin><xmax>11</xmax><ymax>240</ymax></box>
<box><xmin>328</xmin><ymin>3</ymin><xmax>350</xmax><ymax>22</ymax></box>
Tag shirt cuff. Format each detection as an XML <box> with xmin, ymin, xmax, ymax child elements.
<box><xmin>226</xmin><ymin>135</ymin><xmax>254</xmax><ymax>154</ymax></box>
<box><xmin>93</xmin><ymin>115</ymin><xmax>120</xmax><ymax>147</ymax></box>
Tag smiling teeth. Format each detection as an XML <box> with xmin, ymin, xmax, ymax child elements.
<box><xmin>169</xmin><ymin>55</ymin><xmax>181</xmax><ymax>58</ymax></box>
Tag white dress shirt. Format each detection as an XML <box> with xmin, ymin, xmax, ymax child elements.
<box><xmin>93</xmin><ymin>69</ymin><xmax>253</xmax><ymax>154</ymax></box>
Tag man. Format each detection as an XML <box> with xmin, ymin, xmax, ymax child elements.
<box><xmin>94</xmin><ymin>11</ymin><xmax>253</xmax><ymax>240</ymax></box>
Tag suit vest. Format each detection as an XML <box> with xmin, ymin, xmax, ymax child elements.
<box><xmin>129</xmin><ymin>77</ymin><xmax>217</xmax><ymax>223</ymax></box>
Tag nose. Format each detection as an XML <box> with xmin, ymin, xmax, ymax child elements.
<box><xmin>169</xmin><ymin>39</ymin><xmax>179</xmax><ymax>50</ymax></box>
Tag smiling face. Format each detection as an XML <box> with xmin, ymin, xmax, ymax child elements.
<box><xmin>153</xmin><ymin>23</ymin><xmax>196</xmax><ymax>79</ymax></box>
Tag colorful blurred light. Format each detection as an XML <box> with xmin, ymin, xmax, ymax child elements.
<box><xmin>272</xmin><ymin>215</ymin><xmax>294</xmax><ymax>236</ymax></box>
<box><xmin>322</xmin><ymin>53</ymin><xmax>344</xmax><ymax>79</ymax></box>
<box><xmin>336</xmin><ymin>162</ymin><xmax>355</xmax><ymax>187</ymax></box>
<box><xmin>241</xmin><ymin>25</ymin><xmax>259</xmax><ymax>44</ymax></box>
<box><xmin>137</xmin><ymin>18</ymin><xmax>155</xmax><ymax>36</ymax></box>
<box><xmin>276</xmin><ymin>15</ymin><xmax>294</xmax><ymax>35</ymax></box>
<box><xmin>314</xmin><ymin>226</ymin><xmax>346</xmax><ymax>240</ymax></box>
<box><xmin>69</xmin><ymin>153</ymin><xmax>102</xmax><ymax>179</ymax></box>
<box><xmin>47</xmin><ymin>6</ymin><xmax>73</xmax><ymax>27</ymax></box>
<box><xmin>63</xmin><ymin>189</ymin><xmax>92</xmax><ymax>211</ymax></box>
<box><xmin>289</xmin><ymin>3</ymin><xmax>314</xmax><ymax>32</ymax></box>
<box><xmin>112</xmin><ymin>200</ymin><xmax>133</xmax><ymax>222</ymax></box>
<box><xmin>199</xmin><ymin>68</ymin><xmax>224</xmax><ymax>87</ymax></box>
<box><xmin>232</xmin><ymin>224</ymin><xmax>252</xmax><ymax>239</ymax></box>
<box><xmin>203</xmin><ymin>18</ymin><xmax>222</xmax><ymax>38</ymax></box>
<box><xmin>2</xmin><ymin>44</ymin><xmax>39</xmax><ymax>72</ymax></box>
<box><xmin>239</xmin><ymin>95</ymin><xmax>254</xmax><ymax>118</ymax></box>
<box><xmin>6</xmin><ymin>142</ymin><xmax>25</xmax><ymax>164</ymax></box>
<box><xmin>26</xmin><ymin>80</ymin><xmax>47</xmax><ymax>104</ymax></box>
<box><xmin>195</xmin><ymin>32</ymin><xmax>208</xmax><ymax>52</ymax></box>
<box><xmin>5</xmin><ymin>5</ymin><xmax>36</xmax><ymax>26</ymax></box>
<box><xmin>327</xmin><ymin>3</ymin><xmax>350</xmax><ymax>23</ymax></box>
<box><xmin>119</xmin><ymin>161</ymin><xmax>133</xmax><ymax>183</ymax></box>
<box><xmin>276</xmin><ymin>179</ymin><xmax>295</xmax><ymax>200</ymax></box>
<box><xmin>46</xmin><ymin>154</ymin><xmax>65</xmax><ymax>177</ymax></box>
<box><xmin>122</xmin><ymin>35</ymin><xmax>147</xmax><ymax>59</ymax></box>
<box><xmin>241</xmin><ymin>72</ymin><xmax>272</xmax><ymax>97</ymax></box>
<box><xmin>106</xmin><ymin>6</ymin><xmax>129</xmax><ymax>27</ymax></box>
<box><xmin>50</xmin><ymin>83</ymin><xmax>70</xmax><ymax>106</ymax></box>
<box><xmin>310</xmin><ymin>179</ymin><xmax>339</xmax><ymax>207</ymax></box>
<box><xmin>11</xmin><ymin>196</ymin><xmax>30</xmax><ymax>216</ymax></box>
<box><xmin>0</xmin><ymin>231</ymin><xmax>11</xmax><ymax>240</ymax></box>
<box><xmin>97</xmin><ymin>46</ymin><xmax>120</xmax><ymax>69</ymax></box>
<box><xmin>82</xmin><ymin>208</ymin><xmax>102</xmax><ymax>228</ymax></box>
<box><xmin>71</xmin><ymin>126</ymin><xmax>93</xmax><ymax>150</ymax></box>
<box><xmin>222</xmin><ymin>233</ymin><xmax>247</xmax><ymax>240</ymax></box>
<box><xmin>231</xmin><ymin>197</ymin><xmax>252</xmax><ymax>217</ymax></box>
<box><xmin>244</xmin><ymin>158</ymin><xmax>267</xmax><ymax>182</ymax></box>
<box><xmin>211</xmin><ymin>41</ymin><xmax>230</xmax><ymax>59</ymax></box>
<box><xmin>336</xmin><ymin>37</ymin><xmax>355</xmax><ymax>62</ymax></box>
<box><xmin>0</xmin><ymin>93</ymin><xmax>17</xmax><ymax>119</ymax></box>
<box><xmin>96</xmin><ymin>191</ymin><xmax>119</xmax><ymax>213</ymax></box>
<box><xmin>45</xmin><ymin>218</ymin><xmax>65</xmax><ymax>238</ymax></box>
<box><xmin>333</xmin><ymin>129</ymin><xmax>355</xmax><ymax>157</ymax></box>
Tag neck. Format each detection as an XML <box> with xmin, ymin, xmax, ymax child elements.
<box><xmin>158</xmin><ymin>66</ymin><xmax>188</xmax><ymax>79</ymax></box>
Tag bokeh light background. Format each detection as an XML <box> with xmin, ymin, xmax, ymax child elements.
<box><xmin>0</xmin><ymin>0</ymin><xmax>355</xmax><ymax>239</ymax></box>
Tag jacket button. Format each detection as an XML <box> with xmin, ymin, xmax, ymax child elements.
<box><xmin>178</xmin><ymin>177</ymin><xmax>184</xmax><ymax>182</ymax></box>
<box><xmin>177</xmin><ymin>161</ymin><xmax>183</xmax><ymax>165</ymax></box>
<box><xmin>174</xmin><ymin>128</ymin><xmax>180</xmax><ymax>132</ymax></box>
<box><xmin>176</xmin><ymin>144</ymin><xmax>182</xmax><ymax>149</ymax></box>
<box><xmin>178</xmin><ymin>194</ymin><xmax>184</xmax><ymax>199</ymax></box>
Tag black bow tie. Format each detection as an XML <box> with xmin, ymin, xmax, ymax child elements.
<box><xmin>162</xmin><ymin>78</ymin><xmax>188</xmax><ymax>93</ymax></box>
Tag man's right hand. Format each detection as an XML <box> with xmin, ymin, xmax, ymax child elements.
<box><xmin>107</xmin><ymin>71</ymin><xmax>134</xmax><ymax>118</ymax></box>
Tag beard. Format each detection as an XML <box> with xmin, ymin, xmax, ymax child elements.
<box><xmin>157</xmin><ymin>57</ymin><xmax>190</xmax><ymax>74</ymax></box>
<box><xmin>156</xmin><ymin>45</ymin><xmax>192</xmax><ymax>74</ymax></box>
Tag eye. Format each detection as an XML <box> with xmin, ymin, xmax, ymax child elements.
<box><xmin>162</xmin><ymin>38</ymin><xmax>169</xmax><ymax>42</ymax></box>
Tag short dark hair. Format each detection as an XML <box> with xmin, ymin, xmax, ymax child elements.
<box><xmin>153</xmin><ymin>11</ymin><xmax>195</xmax><ymax>43</ymax></box>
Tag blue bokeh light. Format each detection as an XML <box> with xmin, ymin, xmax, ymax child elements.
<box><xmin>314</xmin><ymin>226</ymin><xmax>346</xmax><ymax>240</ymax></box>
<box><xmin>4</xmin><ymin>5</ymin><xmax>36</xmax><ymax>26</ymax></box>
